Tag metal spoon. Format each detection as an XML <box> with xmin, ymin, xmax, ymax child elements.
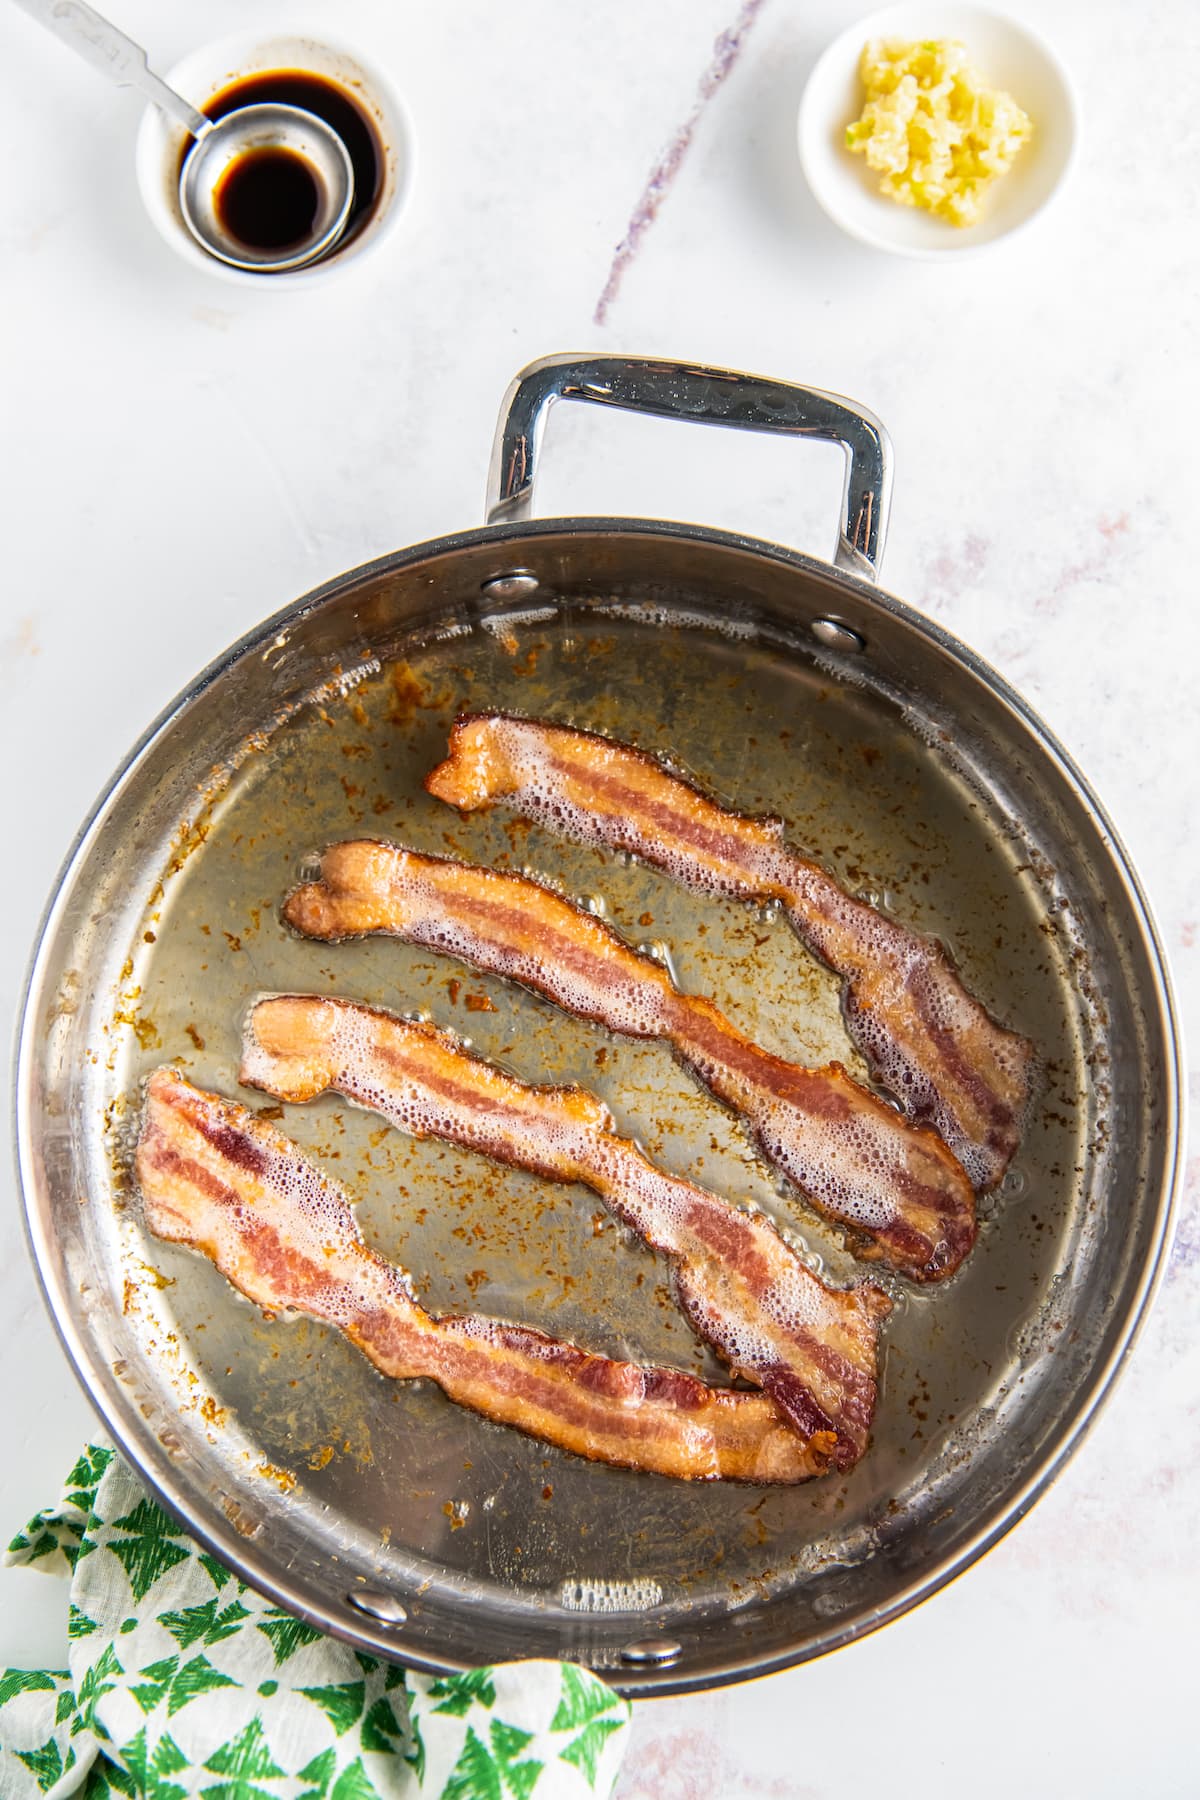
<box><xmin>14</xmin><ymin>0</ymin><xmax>354</xmax><ymax>273</ymax></box>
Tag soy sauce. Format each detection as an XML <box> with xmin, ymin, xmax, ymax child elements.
<box><xmin>215</xmin><ymin>147</ymin><xmax>320</xmax><ymax>252</ymax></box>
<box><xmin>199</xmin><ymin>70</ymin><xmax>384</xmax><ymax>253</ymax></box>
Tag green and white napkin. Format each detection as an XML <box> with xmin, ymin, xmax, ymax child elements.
<box><xmin>0</xmin><ymin>1445</ymin><xmax>631</xmax><ymax>1800</ymax></box>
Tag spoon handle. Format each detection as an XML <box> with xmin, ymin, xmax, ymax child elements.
<box><xmin>13</xmin><ymin>0</ymin><xmax>210</xmax><ymax>137</ymax></box>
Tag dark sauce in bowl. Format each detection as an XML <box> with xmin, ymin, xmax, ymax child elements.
<box><xmin>190</xmin><ymin>69</ymin><xmax>385</xmax><ymax>256</ymax></box>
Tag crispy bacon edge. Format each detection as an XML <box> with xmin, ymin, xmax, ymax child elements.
<box><xmin>241</xmin><ymin>993</ymin><xmax>890</xmax><ymax>1470</ymax></box>
<box><xmin>425</xmin><ymin>712</ymin><xmax>1035</xmax><ymax>1192</ymax></box>
<box><xmin>135</xmin><ymin>1067</ymin><xmax>833</xmax><ymax>1483</ymax></box>
<box><xmin>282</xmin><ymin>840</ymin><xmax>976</xmax><ymax>1281</ymax></box>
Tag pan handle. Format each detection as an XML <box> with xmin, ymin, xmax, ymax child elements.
<box><xmin>485</xmin><ymin>353</ymin><xmax>893</xmax><ymax>580</ymax></box>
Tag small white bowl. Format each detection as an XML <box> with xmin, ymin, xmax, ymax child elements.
<box><xmin>797</xmin><ymin>4</ymin><xmax>1078</xmax><ymax>258</ymax></box>
<box><xmin>134</xmin><ymin>30</ymin><xmax>411</xmax><ymax>287</ymax></box>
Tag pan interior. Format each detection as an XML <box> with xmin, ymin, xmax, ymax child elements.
<box><xmin>24</xmin><ymin>531</ymin><xmax>1153</xmax><ymax>1689</ymax></box>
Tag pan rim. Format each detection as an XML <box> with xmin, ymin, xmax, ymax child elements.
<box><xmin>13</xmin><ymin>514</ymin><xmax>1185</xmax><ymax>1694</ymax></box>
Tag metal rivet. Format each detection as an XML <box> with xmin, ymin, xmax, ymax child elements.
<box><xmin>347</xmin><ymin>1589</ymin><xmax>408</xmax><ymax>1626</ymax></box>
<box><xmin>811</xmin><ymin>617</ymin><xmax>866</xmax><ymax>653</ymax></box>
<box><xmin>480</xmin><ymin>571</ymin><xmax>540</xmax><ymax>602</ymax></box>
<box><xmin>620</xmin><ymin>1637</ymin><xmax>682</xmax><ymax>1665</ymax></box>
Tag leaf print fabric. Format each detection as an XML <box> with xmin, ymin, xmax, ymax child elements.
<box><xmin>0</xmin><ymin>1444</ymin><xmax>631</xmax><ymax>1800</ymax></box>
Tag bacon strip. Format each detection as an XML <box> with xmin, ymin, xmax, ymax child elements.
<box><xmin>283</xmin><ymin>843</ymin><xmax>976</xmax><ymax>1280</ymax></box>
<box><xmin>137</xmin><ymin>1069</ymin><xmax>828</xmax><ymax>1483</ymax></box>
<box><xmin>425</xmin><ymin>713</ymin><xmax>1035</xmax><ymax>1191</ymax></box>
<box><xmin>241</xmin><ymin>995</ymin><xmax>890</xmax><ymax>1470</ymax></box>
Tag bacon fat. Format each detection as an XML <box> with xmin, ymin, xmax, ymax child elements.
<box><xmin>136</xmin><ymin>1068</ymin><xmax>831</xmax><ymax>1483</ymax></box>
<box><xmin>241</xmin><ymin>994</ymin><xmax>890</xmax><ymax>1469</ymax></box>
<box><xmin>283</xmin><ymin>842</ymin><xmax>976</xmax><ymax>1280</ymax></box>
<box><xmin>425</xmin><ymin>713</ymin><xmax>1035</xmax><ymax>1191</ymax></box>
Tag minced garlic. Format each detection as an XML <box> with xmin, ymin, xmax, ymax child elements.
<box><xmin>845</xmin><ymin>38</ymin><xmax>1032</xmax><ymax>227</ymax></box>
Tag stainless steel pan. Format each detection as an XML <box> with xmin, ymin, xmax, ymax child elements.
<box><xmin>16</xmin><ymin>356</ymin><xmax>1182</xmax><ymax>1694</ymax></box>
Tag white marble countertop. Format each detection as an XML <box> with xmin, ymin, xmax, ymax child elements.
<box><xmin>2</xmin><ymin>0</ymin><xmax>1197</xmax><ymax>1792</ymax></box>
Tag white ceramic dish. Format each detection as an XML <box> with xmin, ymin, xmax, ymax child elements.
<box><xmin>134</xmin><ymin>30</ymin><xmax>411</xmax><ymax>288</ymax></box>
<box><xmin>797</xmin><ymin>4</ymin><xmax>1078</xmax><ymax>259</ymax></box>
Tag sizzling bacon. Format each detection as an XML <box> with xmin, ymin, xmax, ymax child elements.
<box><xmin>136</xmin><ymin>1068</ymin><xmax>829</xmax><ymax>1483</ymax></box>
<box><xmin>241</xmin><ymin>994</ymin><xmax>890</xmax><ymax>1470</ymax></box>
<box><xmin>425</xmin><ymin>713</ymin><xmax>1035</xmax><ymax>1191</ymax></box>
<box><xmin>283</xmin><ymin>842</ymin><xmax>976</xmax><ymax>1280</ymax></box>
